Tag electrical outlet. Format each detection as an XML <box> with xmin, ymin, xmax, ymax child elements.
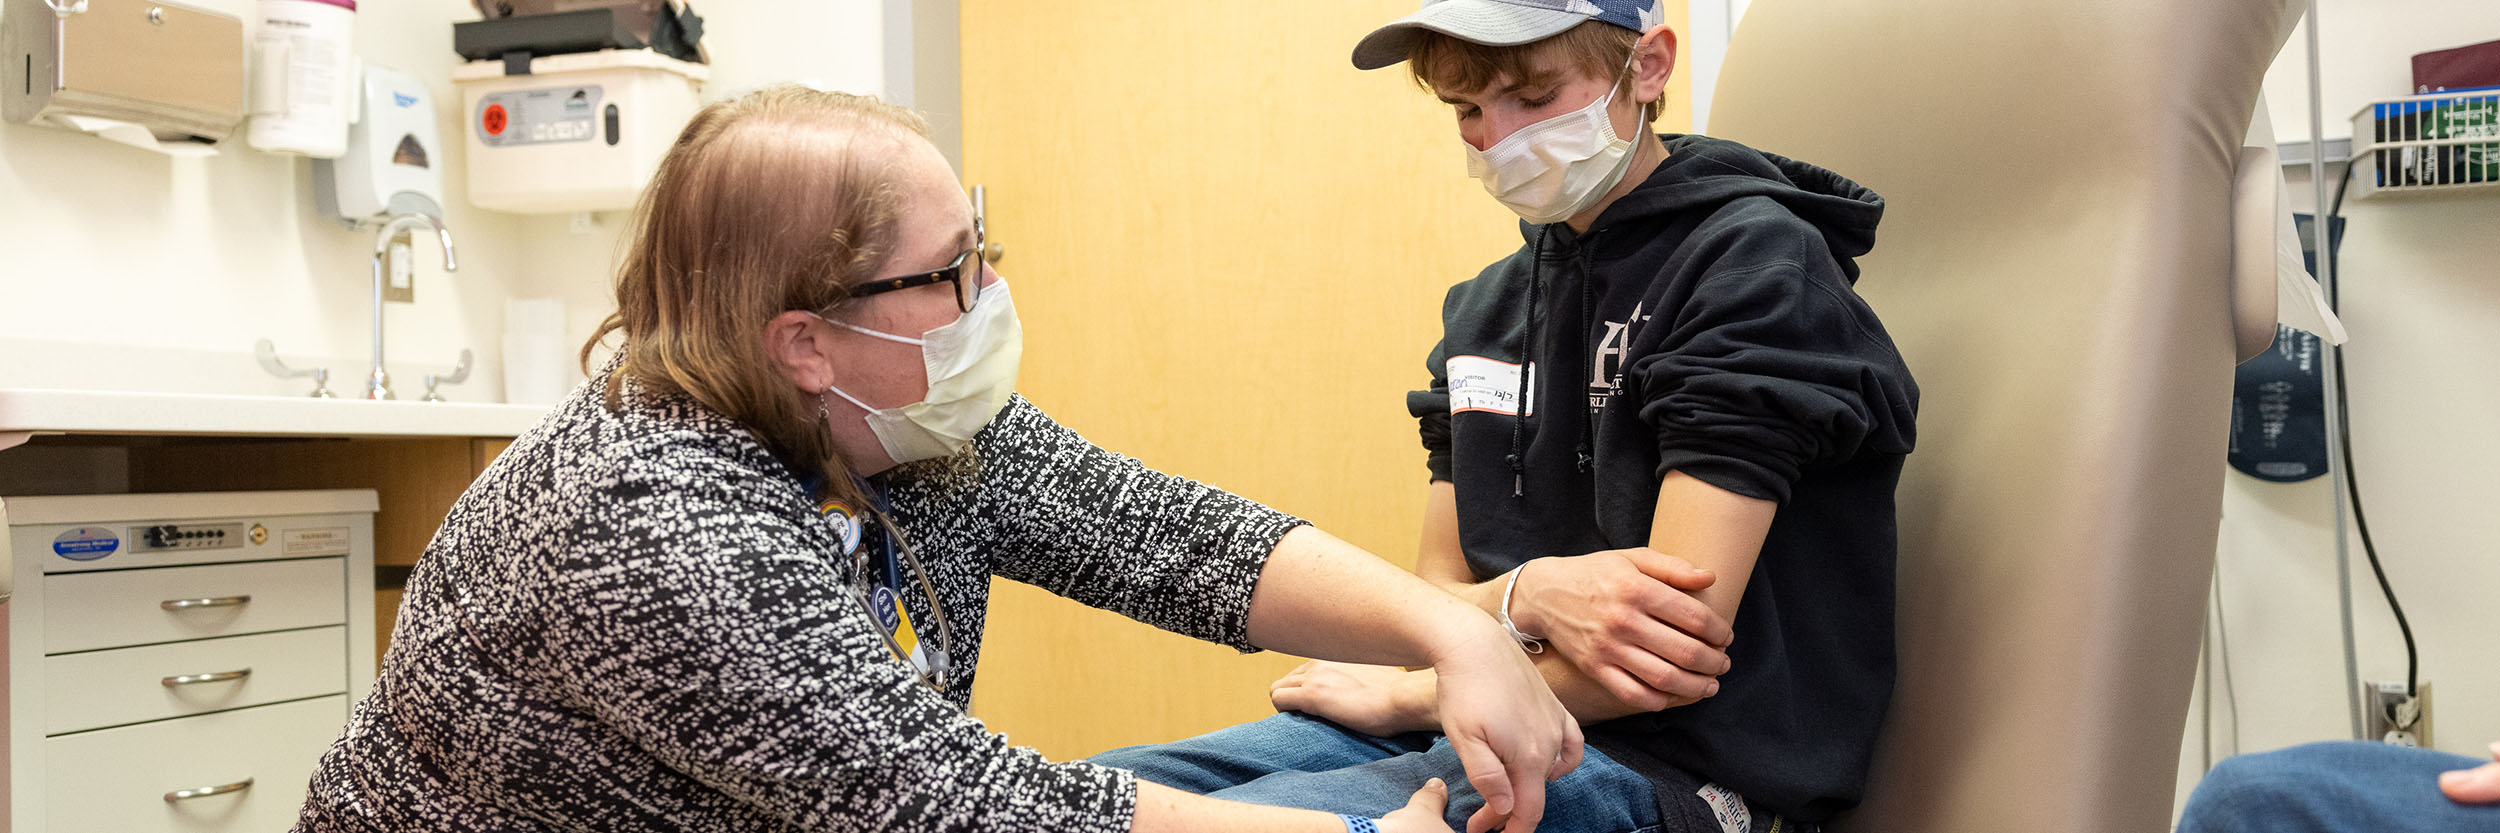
<box><xmin>2362</xmin><ymin>680</ymin><xmax>2433</xmax><ymax>747</ymax></box>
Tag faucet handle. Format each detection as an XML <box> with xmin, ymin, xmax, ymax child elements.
<box><xmin>255</xmin><ymin>339</ymin><xmax>335</xmax><ymax>399</ymax></box>
<box><xmin>421</xmin><ymin>349</ymin><xmax>474</xmax><ymax>403</ymax></box>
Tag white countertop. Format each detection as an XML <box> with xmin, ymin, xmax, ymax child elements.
<box><xmin>0</xmin><ymin>388</ymin><xmax>551</xmax><ymax>441</ymax></box>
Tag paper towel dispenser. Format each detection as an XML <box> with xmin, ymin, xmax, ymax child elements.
<box><xmin>3</xmin><ymin>0</ymin><xmax>246</xmax><ymax>154</ymax></box>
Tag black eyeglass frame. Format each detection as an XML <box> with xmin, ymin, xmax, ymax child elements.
<box><xmin>846</xmin><ymin>210</ymin><xmax>986</xmax><ymax>313</ymax></box>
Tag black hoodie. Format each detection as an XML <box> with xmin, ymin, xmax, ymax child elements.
<box><xmin>1408</xmin><ymin>135</ymin><xmax>1918</xmax><ymax>823</ymax></box>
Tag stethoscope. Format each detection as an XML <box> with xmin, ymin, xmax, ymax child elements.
<box><xmin>815</xmin><ymin>480</ymin><xmax>957</xmax><ymax>693</ymax></box>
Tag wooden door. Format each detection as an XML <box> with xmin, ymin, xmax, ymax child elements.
<box><xmin>959</xmin><ymin>0</ymin><xmax>1690</xmax><ymax>761</ymax></box>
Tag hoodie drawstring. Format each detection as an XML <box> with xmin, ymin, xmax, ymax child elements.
<box><xmin>1509</xmin><ymin>229</ymin><xmax>1548</xmax><ymax>498</ymax></box>
<box><xmin>1575</xmin><ymin>230</ymin><xmax>1603</xmax><ymax>474</ymax></box>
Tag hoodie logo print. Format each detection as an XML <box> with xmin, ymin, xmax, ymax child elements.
<box><xmin>1589</xmin><ymin>302</ymin><xmax>1651</xmax><ymax>411</ymax></box>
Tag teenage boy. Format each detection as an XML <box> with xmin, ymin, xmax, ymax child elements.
<box><xmin>1091</xmin><ymin>3</ymin><xmax>1917</xmax><ymax>832</ymax></box>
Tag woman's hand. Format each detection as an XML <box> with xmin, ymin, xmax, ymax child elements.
<box><xmin>1378</xmin><ymin>778</ymin><xmax>1453</xmax><ymax>833</ymax></box>
<box><xmin>2442</xmin><ymin>741</ymin><xmax>2500</xmax><ymax>804</ymax></box>
<box><xmin>1270</xmin><ymin>661</ymin><xmax>1438</xmax><ymax>737</ymax></box>
<box><xmin>1511</xmin><ymin>547</ymin><xmax>1734</xmax><ymax>711</ymax></box>
<box><xmin>1423</xmin><ymin>615</ymin><xmax>1583</xmax><ymax>833</ymax></box>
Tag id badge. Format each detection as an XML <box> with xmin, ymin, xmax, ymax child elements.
<box><xmin>869</xmin><ymin>584</ymin><xmax>923</xmax><ymax>665</ymax></box>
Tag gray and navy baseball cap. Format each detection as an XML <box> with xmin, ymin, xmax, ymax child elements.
<box><xmin>1351</xmin><ymin>0</ymin><xmax>1667</xmax><ymax>70</ymax></box>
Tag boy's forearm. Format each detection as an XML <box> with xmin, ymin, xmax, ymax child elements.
<box><xmin>1644</xmin><ymin>471</ymin><xmax>1775</xmax><ymax>625</ymax></box>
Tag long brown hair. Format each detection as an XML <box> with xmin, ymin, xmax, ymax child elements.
<box><xmin>585</xmin><ymin>86</ymin><xmax>929</xmax><ymax>506</ymax></box>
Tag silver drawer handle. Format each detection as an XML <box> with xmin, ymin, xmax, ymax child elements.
<box><xmin>160</xmin><ymin>595</ymin><xmax>251</xmax><ymax>611</ymax></box>
<box><xmin>161</xmin><ymin>668</ymin><xmax>251</xmax><ymax>687</ymax></box>
<box><xmin>163</xmin><ymin>777</ymin><xmax>253</xmax><ymax>803</ymax></box>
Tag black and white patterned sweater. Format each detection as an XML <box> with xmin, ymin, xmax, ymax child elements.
<box><xmin>292</xmin><ymin>366</ymin><xmax>1304</xmax><ymax>832</ymax></box>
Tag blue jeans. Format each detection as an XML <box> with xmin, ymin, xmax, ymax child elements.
<box><xmin>1089</xmin><ymin>712</ymin><xmax>1662</xmax><ymax>833</ymax></box>
<box><xmin>2178</xmin><ymin>741</ymin><xmax>2499</xmax><ymax>833</ymax></box>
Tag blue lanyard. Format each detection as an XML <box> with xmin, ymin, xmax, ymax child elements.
<box><xmin>860</xmin><ymin>482</ymin><xmax>906</xmax><ymax>597</ymax></box>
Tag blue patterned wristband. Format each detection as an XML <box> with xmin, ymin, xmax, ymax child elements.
<box><xmin>1337</xmin><ymin>813</ymin><xmax>1381</xmax><ymax>833</ymax></box>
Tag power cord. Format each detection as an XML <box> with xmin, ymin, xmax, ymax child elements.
<box><xmin>2320</xmin><ymin>160</ymin><xmax>2423</xmax><ymax>731</ymax></box>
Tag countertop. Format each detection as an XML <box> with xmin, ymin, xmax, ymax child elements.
<box><xmin>0</xmin><ymin>388</ymin><xmax>550</xmax><ymax>444</ymax></box>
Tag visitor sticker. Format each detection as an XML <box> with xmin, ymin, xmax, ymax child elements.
<box><xmin>1447</xmin><ymin>355</ymin><xmax>1536</xmax><ymax>416</ymax></box>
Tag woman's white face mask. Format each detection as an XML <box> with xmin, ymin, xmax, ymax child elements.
<box><xmin>1462</xmin><ymin>51</ymin><xmax>1642</xmax><ymax>225</ymax></box>
<box><xmin>818</xmin><ymin>280</ymin><xmax>1023</xmax><ymax>464</ymax></box>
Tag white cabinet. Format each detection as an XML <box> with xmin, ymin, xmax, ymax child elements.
<box><xmin>2</xmin><ymin>491</ymin><xmax>377</xmax><ymax>833</ymax></box>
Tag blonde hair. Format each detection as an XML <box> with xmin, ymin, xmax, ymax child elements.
<box><xmin>585</xmin><ymin>85</ymin><xmax>930</xmax><ymax>507</ymax></box>
<box><xmin>1408</xmin><ymin>21</ymin><xmax>1662</xmax><ymax>127</ymax></box>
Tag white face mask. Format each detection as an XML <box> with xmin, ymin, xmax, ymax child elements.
<box><xmin>820</xmin><ymin>280</ymin><xmax>1023</xmax><ymax>465</ymax></box>
<box><xmin>1463</xmin><ymin>52</ymin><xmax>1643</xmax><ymax>225</ymax></box>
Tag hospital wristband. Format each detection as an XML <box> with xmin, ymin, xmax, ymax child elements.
<box><xmin>1337</xmin><ymin>813</ymin><xmax>1381</xmax><ymax>833</ymax></box>
<box><xmin>1497</xmin><ymin>563</ymin><xmax>1546</xmax><ymax>654</ymax></box>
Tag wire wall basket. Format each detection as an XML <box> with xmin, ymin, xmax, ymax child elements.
<box><xmin>2350</xmin><ymin>88</ymin><xmax>2500</xmax><ymax>199</ymax></box>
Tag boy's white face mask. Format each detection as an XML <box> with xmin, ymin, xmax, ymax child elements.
<box><xmin>1463</xmin><ymin>52</ymin><xmax>1642</xmax><ymax>225</ymax></box>
<box><xmin>820</xmin><ymin>280</ymin><xmax>1023</xmax><ymax>464</ymax></box>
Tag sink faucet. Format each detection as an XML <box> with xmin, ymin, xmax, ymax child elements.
<box><xmin>367</xmin><ymin>213</ymin><xmax>459</xmax><ymax>400</ymax></box>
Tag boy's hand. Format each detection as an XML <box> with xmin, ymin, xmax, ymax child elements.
<box><xmin>1511</xmin><ymin>547</ymin><xmax>1734</xmax><ymax>710</ymax></box>
<box><xmin>1270</xmin><ymin>661</ymin><xmax>1440</xmax><ymax>737</ymax></box>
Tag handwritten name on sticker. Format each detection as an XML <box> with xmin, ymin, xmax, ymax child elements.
<box><xmin>1447</xmin><ymin>356</ymin><xmax>1536</xmax><ymax>417</ymax></box>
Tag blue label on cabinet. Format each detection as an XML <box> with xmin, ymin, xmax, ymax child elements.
<box><xmin>52</xmin><ymin>527</ymin><xmax>120</xmax><ymax>560</ymax></box>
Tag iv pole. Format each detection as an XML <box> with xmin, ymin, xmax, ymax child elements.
<box><xmin>2300</xmin><ymin>0</ymin><xmax>2365</xmax><ymax>742</ymax></box>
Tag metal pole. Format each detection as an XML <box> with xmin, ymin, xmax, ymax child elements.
<box><xmin>2302</xmin><ymin>0</ymin><xmax>2365</xmax><ymax>742</ymax></box>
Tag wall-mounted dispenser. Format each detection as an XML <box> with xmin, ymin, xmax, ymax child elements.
<box><xmin>2</xmin><ymin>0</ymin><xmax>246</xmax><ymax>156</ymax></box>
<box><xmin>313</xmin><ymin>63</ymin><xmax>446</xmax><ymax>223</ymax></box>
<box><xmin>247</xmin><ymin>0</ymin><xmax>359</xmax><ymax>158</ymax></box>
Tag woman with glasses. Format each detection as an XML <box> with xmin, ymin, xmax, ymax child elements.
<box><xmin>289</xmin><ymin>86</ymin><xmax>1579</xmax><ymax>833</ymax></box>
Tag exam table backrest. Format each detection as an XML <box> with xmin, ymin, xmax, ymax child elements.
<box><xmin>1706</xmin><ymin>0</ymin><xmax>2303</xmax><ymax>830</ymax></box>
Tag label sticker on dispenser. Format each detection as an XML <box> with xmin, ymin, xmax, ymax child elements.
<box><xmin>51</xmin><ymin>527</ymin><xmax>119</xmax><ymax>561</ymax></box>
<box><xmin>283</xmin><ymin>527</ymin><xmax>351</xmax><ymax>557</ymax></box>
<box><xmin>475</xmin><ymin>85</ymin><xmax>606</xmax><ymax>146</ymax></box>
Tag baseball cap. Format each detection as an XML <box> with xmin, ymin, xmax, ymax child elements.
<box><xmin>1351</xmin><ymin>0</ymin><xmax>1667</xmax><ymax>70</ymax></box>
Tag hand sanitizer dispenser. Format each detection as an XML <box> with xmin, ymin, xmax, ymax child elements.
<box><xmin>314</xmin><ymin>63</ymin><xmax>447</xmax><ymax>223</ymax></box>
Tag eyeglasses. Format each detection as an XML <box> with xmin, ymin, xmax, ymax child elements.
<box><xmin>847</xmin><ymin>206</ymin><xmax>987</xmax><ymax>313</ymax></box>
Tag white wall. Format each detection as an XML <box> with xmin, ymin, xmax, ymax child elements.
<box><xmin>2174</xmin><ymin>3</ymin><xmax>2500</xmax><ymax>821</ymax></box>
<box><xmin>506</xmin><ymin>1</ymin><xmax>893</xmax><ymax>372</ymax></box>
<box><xmin>0</xmin><ymin>0</ymin><xmax>887</xmax><ymax>400</ymax></box>
<box><xmin>0</xmin><ymin>0</ymin><xmax>521</xmax><ymax>398</ymax></box>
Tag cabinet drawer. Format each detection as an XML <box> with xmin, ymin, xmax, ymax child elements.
<box><xmin>46</xmin><ymin>627</ymin><xmax>348</xmax><ymax>735</ymax></box>
<box><xmin>45</xmin><ymin>695</ymin><xmax>346</xmax><ymax>833</ymax></box>
<box><xmin>46</xmin><ymin>558</ymin><xmax>347</xmax><ymax>653</ymax></box>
